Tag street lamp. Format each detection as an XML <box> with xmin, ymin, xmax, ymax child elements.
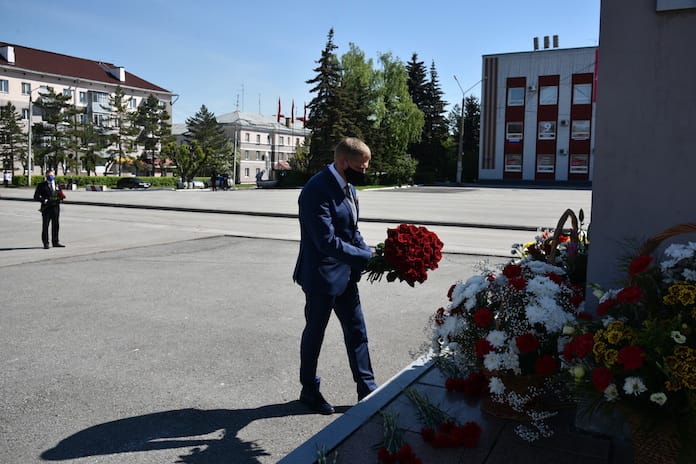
<box><xmin>453</xmin><ymin>76</ymin><xmax>481</xmax><ymax>185</ymax></box>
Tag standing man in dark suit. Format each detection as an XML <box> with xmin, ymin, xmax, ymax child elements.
<box><xmin>293</xmin><ymin>137</ymin><xmax>377</xmax><ymax>415</ymax></box>
<box><xmin>34</xmin><ymin>169</ymin><xmax>65</xmax><ymax>249</ymax></box>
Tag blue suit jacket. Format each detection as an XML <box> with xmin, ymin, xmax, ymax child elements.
<box><xmin>293</xmin><ymin>167</ymin><xmax>372</xmax><ymax>296</ymax></box>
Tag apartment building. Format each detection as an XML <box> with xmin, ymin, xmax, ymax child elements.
<box><xmin>479</xmin><ymin>39</ymin><xmax>597</xmax><ymax>183</ymax></box>
<box><xmin>173</xmin><ymin>111</ymin><xmax>309</xmax><ymax>184</ymax></box>
<box><xmin>0</xmin><ymin>41</ymin><xmax>175</xmax><ymax>175</ymax></box>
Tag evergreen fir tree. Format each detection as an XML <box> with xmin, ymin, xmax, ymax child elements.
<box><xmin>105</xmin><ymin>86</ymin><xmax>138</xmax><ymax>175</ymax></box>
<box><xmin>32</xmin><ymin>87</ymin><xmax>73</xmax><ymax>172</ymax></box>
<box><xmin>185</xmin><ymin>105</ymin><xmax>231</xmax><ymax>175</ymax></box>
<box><xmin>133</xmin><ymin>94</ymin><xmax>171</xmax><ymax>176</ymax></box>
<box><xmin>305</xmin><ymin>28</ymin><xmax>347</xmax><ymax>172</ymax></box>
<box><xmin>0</xmin><ymin>102</ymin><xmax>27</xmax><ymax>176</ymax></box>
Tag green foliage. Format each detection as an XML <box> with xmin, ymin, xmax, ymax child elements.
<box><xmin>105</xmin><ymin>85</ymin><xmax>138</xmax><ymax>176</ymax></box>
<box><xmin>12</xmin><ymin>175</ymin><xmax>178</xmax><ymax>188</ymax></box>
<box><xmin>0</xmin><ymin>102</ymin><xmax>27</xmax><ymax>173</ymax></box>
<box><xmin>165</xmin><ymin>140</ymin><xmax>207</xmax><ymax>182</ymax></box>
<box><xmin>184</xmin><ymin>105</ymin><xmax>232</xmax><ymax>174</ymax></box>
<box><xmin>133</xmin><ymin>94</ymin><xmax>172</xmax><ymax>176</ymax></box>
<box><xmin>31</xmin><ymin>87</ymin><xmax>74</xmax><ymax>172</ymax></box>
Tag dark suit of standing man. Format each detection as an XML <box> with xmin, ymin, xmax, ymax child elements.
<box><xmin>293</xmin><ymin>137</ymin><xmax>377</xmax><ymax>415</ymax></box>
<box><xmin>33</xmin><ymin>169</ymin><xmax>65</xmax><ymax>249</ymax></box>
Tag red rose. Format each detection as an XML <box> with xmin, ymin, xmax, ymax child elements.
<box><xmin>460</xmin><ymin>421</ymin><xmax>482</xmax><ymax>448</ymax></box>
<box><xmin>596</xmin><ymin>298</ymin><xmax>616</xmax><ymax>317</ymax></box>
<box><xmin>534</xmin><ymin>354</ymin><xmax>558</xmax><ymax>376</ymax></box>
<box><xmin>502</xmin><ymin>263</ymin><xmax>522</xmax><ymax>278</ymax></box>
<box><xmin>547</xmin><ymin>272</ymin><xmax>564</xmax><ymax>284</ymax></box>
<box><xmin>617</xmin><ymin>346</ymin><xmax>644</xmax><ymax>370</ymax></box>
<box><xmin>474</xmin><ymin>338</ymin><xmax>493</xmax><ymax>358</ymax></box>
<box><xmin>558</xmin><ymin>234</ymin><xmax>571</xmax><ymax>243</ymax></box>
<box><xmin>629</xmin><ymin>255</ymin><xmax>654</xmax><ymax>276</ymax></box>
<box><xmin>515</xmin><ymin>333</ymin><xmax>540</xmax><ymax>353</ymax></box>
<box><xmin>617</xmin><ymin>286</ymin><xmax>643</xmax><ymax>304</ymax></box>
<box><xmin>473</xmin><ymin>307</ymin><xmax>493</xmax><ymax>328</ymax></box>
<box><xmin>591</xmin><ymin>366</ymin><xmax>613</xmax><ymax>392</ymax></box>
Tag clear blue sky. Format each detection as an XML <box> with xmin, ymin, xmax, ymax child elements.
<box><xmin>2</xmin><ymin>0</ymin><xmax>599</xmax><ymax>124</ymax></box>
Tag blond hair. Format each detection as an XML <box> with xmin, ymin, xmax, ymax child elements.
<box><xmin>334</xmin><ymin>137</ymin><xmax>371</xmax><ymax>162</ymax></box>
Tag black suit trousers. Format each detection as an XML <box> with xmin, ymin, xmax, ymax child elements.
<box><xmin>42</xmin><ymin>206</ymin><xmax>60</xmax><ymax>245</ymax></box>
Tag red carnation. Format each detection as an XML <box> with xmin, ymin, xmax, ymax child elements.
<box><xmin>421</xmin><ymin>427</ymin><xmax>435</xmax><ymax>442</ymax></box>
<box><xmin>547</xmin><ymin>272</ymin><xmax>564</xmax><ymax>284</ymax></box>
<box><xmin>617</xmin><ymin>346</ymin><xmax>644</xmax><ymax>370</ymax></box>
<box><xmin>617</xmin><ymin>286</ymin><xmax>643</xmax><ymax>304</ymax></box>
<box><xmin>502</xmin><ymin>263</ymin><xmax>522</xmax><ymax>278</ymax></box>
<box><xmin>596</xmin><ymin>298</ymin><xmax>616</xmax><ymax>317</ymax></box>
<box><xmin>474</xmin><ymin>338</ymin><xmax>493</xmax><ymax>358</ymax></box>
<box><xmin>570</xmin><ymin>293</ymin><xmax>584</xmax><ymax>308</ymax></box>
<box><xmin>591</xmin><ymin>366</ymin><xmax>613</xmax><ymax>392</ymax></box>
<box><xmin>515</xmin><ymin>333</ymin><xmax>540</xmax><ymax>353</ymax></box>
<box><xmin>509</xmin><ymin>276</ymin><xmax>527</xmax><ymax>290</ymax></box>
<box><xmin>473</xmin><ymin>307</ymin><xmax>494</xmax><ymax>328</ymax></box>
<box><xmin>534</xmin><ymin>354</ymin><xmax>558</xmax><ymax>377</ymax></box>
<box><xmin>573</xmin><ymin>333</ymin><xmax>594</xmax><ymax>359</ymax></box>
<box><xmin>629</xmin><ymin>255</ymin><xmax>654</xmax><ymax>276</ymax></box>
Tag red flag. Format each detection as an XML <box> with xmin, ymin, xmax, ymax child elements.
<box><xmin>291</xmin><ymin>99</ymin><xmax>295</xmax><ymax>124</ymax></box>
<box><xmin>277</xmin><ymin>98</ymin><xmax>281</xmax><ymax>122</ymax></box>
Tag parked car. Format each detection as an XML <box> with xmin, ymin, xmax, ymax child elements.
<box><xmin>176</xmin><ymin>179</ymin><xmax>206</xmax><ymax>189</ymax></box>
<box><xmin>116</xmin><ymin>177</ymin><xmax>151</xmax><ymax>189</ymax></box>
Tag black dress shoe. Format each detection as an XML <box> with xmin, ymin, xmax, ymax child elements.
<box><xmin>43</xmin><ymin>243</ymin><xmax>50</xmax><ymax>249</ymax></box>
<box><xmin>299</xmin><ymin>390</ymin><xmax>335</xmax><ymax>415</ymax></box>
<box><xmin>52</xmin><ymin>243</ymin><xmax>66</xmax><ymax>248</ymax></box>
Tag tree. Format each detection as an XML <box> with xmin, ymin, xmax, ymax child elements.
<box><xmin>0</xmin><ymin>102</ymin><xmax>27</xmax><ymax>175</ymax></box>
<box><xmin>305</xmin><ymin>28</ymin><xmax>348</xmax><ymax>172</ymax></box>
<box><xmin>164</xmin><ymin>140</ymin><xmax>206</xmax><ymax>186</ymax></box>
<box><xmin>32</xmin><ymin>87</ymin><xmax>73</xmax><ymax>172</ymax></box>
<box><xmin>184</xmin><ymin>105</ymin><xmax>231</xmax><ymax>175</ymax></box>
<box><xmin>105</xmin><ymin>86</ymin><xmax>138</xmax><ymax>175</ymax></box>
<box><xmin>370</xmin><ymin>52</ymin><xmax>423</xmax><ymax>185</ymax></box>
<box><xmin>340</xmin><ymin>43</ymin><xmax>375</xmax><ymax>141</ymax></box>
<box><xmin>133</xmin><ymin>94</ymin><xmax>171</xmax><ymax>177</ymax></box>
<box><xmin>447</xmin><ymin>95</ymin><xmax>481</xmax><ymax>182</ymax></box>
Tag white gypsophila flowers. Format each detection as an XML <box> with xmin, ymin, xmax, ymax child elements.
<box><xmin>483</xmin><ymin>352</ymin><xmax>503</xmax><ymax>371</ymax></box>
<box><xmin>435</xmin><ymin>312</ymin><xmax>468</xmax><ymax>343</ymax></box>
<box><xmin>650</xmin><ymin>392</ymin><xmax>668</xmax><ymax>406</ymax></box>
<box><xmin>449</xmin><ymin>275</ymin><xmax>489</xmax><ymax>310</ymax></box>
<box><xmin>524</xmin><ymin>260</ymin><xmax>565</xmax><ymax>276</ymax></box>
<box><xmin>604</xmin><ymin>384</ymin><xmax>619</xmax><ymax>402</ymax></box>
<box><xmin>486</xmin><ymin>330</ymin><xmax>507</xmax><ymax>348</ymax></box>
<box><xmin>683</xmin><ymin>269</ymin><xmax>696</xmax><ymax>281</ymax></box>
<box><xmin>501</xmin><ymin>348</ymin><xmax>521</xmax><ymax>374</ymax></box>
<box><xmin>525</xmin><ymin>297</ymin><xmax>574</xmax><ymax>333</ymax></box>
<box><xmin>598</xmin><ymin>289</ymin><xmax>619</xmax><ymax>303</ymax></box>
<box><xmin>623</xmin><ymin>377</ymin><xmax>648</xmax><ymax>396</ymax></box>
<box><xmin>489</xmin><ymin>376</ymin><xmax>505</xmax><ymax>395</ymax></box>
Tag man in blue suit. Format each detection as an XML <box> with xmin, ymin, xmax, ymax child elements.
<box><xmin>293</xmin><ymin>137</ymin><xmax>377</xmax><ymax>414</ymax></box>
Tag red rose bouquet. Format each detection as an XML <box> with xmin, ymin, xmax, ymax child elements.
<box><xmin>365</xmin><ymin>224</ymin><xmax>443</xmax><ymax>287</ymax></box>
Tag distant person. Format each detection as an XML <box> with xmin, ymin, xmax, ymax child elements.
<box><xmin>293</xmin><ymin>137</ymin><xmax>377</xmax><ymax>415</ymax></box>
<box><xmin>3</xmin><ymin>171</ymin><xmax>9</xmax><ymax>187</ymax></box>
<box><xmin>210</xmin><ymin>172</ymin><xmax>217</xmax><ymax>191</ymax></box>
<box><xmin>33</xmin><ymin>169</ymin><xmax>65</xmax><ymax>249</ymax></box>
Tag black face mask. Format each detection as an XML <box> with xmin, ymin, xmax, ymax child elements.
<box><xmin>345</xmin><ymin>167</ymin><xmax>366</xmax><ymax>186</ymax></box>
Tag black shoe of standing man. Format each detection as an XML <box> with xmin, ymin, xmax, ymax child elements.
<box><xmin>53</xmin><ymin>243</ymin><xmax>66</xmax><ymax>248</ymax></box>
<box><xmin>299</xmin><ymin>389</ymin><xmax>334</xmax><ymax>415</ymax></box>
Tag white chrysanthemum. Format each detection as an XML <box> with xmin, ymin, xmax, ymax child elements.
<box><xmin>650</xmin><ymin>392</ymin><xmax>667</xmax><ymax>406</ymax></box>
<box><xmin>486</xmin><ymin>330</ymin><xmax>507</xmax><ymax>348</ymax></box>
<box><xmin>601</xmin><ymin>315</ymin><xmax>617</xmax><ymax>327</ymax></box>
<box><xmin>683</xmin><ymin>269</ymin><xmax>696</xmax><ymax>281</ymax></box>
<box><xmin>671</xmin><ymin>331</ymin><xmax>686</xmax><ymax>344</ymax></box>
<box><xmin>604</xmin><ymin>384</ymin><xmax>619</xmax><ymax>401</ymax></box>
<box><xmin>449</xmin><ymin>275</ymin><xmax>488</xmax><ymax>310</ymax></box>
<box><xmin>483</xmin><ymin>352</ymin><xmax>503</xmax><ymax>371</ymax></box>
<box><xmin>663</xmin><ymin>243</ymin><xmax>695</xmax><ymax>261</ymax></box>
<box><xmin>525</xmin><ymin>299</ymin><xmax>573</xmax><ymax>333</ymax></box>
<box><xmin>598</xmin><ymin>289</ymin><xmax>619</xmax><ymax>303</ymax></box>
<box><xmin>527</xmin><ymin>275</ymin><xmax>561</xmax><ymax>298</ymax></box>
<box><xmin>623</xmin><ymin>377</ymin><xmax>647</xmax><ymax>396</ymax></box>
<box><xmin>524</xmin><ymin>261</ymin><xmax>565</xmax><ymax>276</ymax></box>
<box><xmin>489</xmin><ymin>376</ymin><xmax>505</xmax><ymax>395</ymax></box>
<box><xmin>435</xmin><ymin>313</ymin><xmax>468</xmax><ymax>341</ymax></box>
<box><xmin>501</xmin><ymin>349</ymin><xmax>521</xmax><ymax>374</ymax></box>
<box><xmin>558</xmin><ymin>335</ymin><xmax>571</xmax><ymax>355</ymax></box>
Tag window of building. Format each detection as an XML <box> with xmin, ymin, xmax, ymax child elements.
<box><xmin>22</xmin><ymin>108</ymin><xmax>30</xmax><ymax>119</ymax></box>
<box><xmin>504</xmin><ymin>153</ymin><xmax>522</xmax><ymax>172</ymax></box>
<box><xmin>244</xmin><ymin>150</ymin><xmax>249</xmax><ymax>160</ymax></box>
<box><xmin>507</xmin><ymin>87</ymin><xmax>525</xmax><ymax>106</ymax></box>
<box><xmin>79</xmin><ymin>92</ymin><xmax>87</xmax><ymax>104</ymax></box>
<box><xmin>256</xmin><ymin>134</ymin><xmax>260</xmax><ymax>144</ymax></box>
<box><xmin>538</xmin><ymin>121</ymin><xmax>557</xmax><ymax>140</ymax></box>
<box><xmin>244</xmin><ymin>168</ymin><xmax>250</xmax><ymax>177</ymax></box>
<box><xmin>569</xmin><ymin>154</ymin><xmax>590</xmax><ymax>174</ymax></box>
<box><xmin>22</xmin><ymin>82</ymin><xmax>31</xmax><ymax>95</ymax></box>
<box><xmin>279</xmin><ymin>136</ymin><xmax>284</xmax><ymax>146</ymax></box>
<box><xmin>573</xmin><ymin>83</ymin><xmax>592</xmax><ymax>104</ymax></box>
<box><xmin>63</xmin><ymin>88</ymin><xmax>72</xmax><ymax>97</ymax></box>
<box><xmin>93</xmin><ymin>113</ymin><xmax>110</xmax><ymax>127</ymax></box>
<box><xmin>255</xmin><ymin>168</ymin><xmax>261</xmax><ymax>176</ymax></box>
<box><xmin>92</xmin><ymin>92</ymin><xmax>109</xmax><ymax>105</ymax></box>
<box><xmin>506</xmin><ymin>122</ymin><xmax>524</xmax><ymax>141</ymax></box>
<box><xmin>571</xmin><ymin>120</ymin><xmax>591</xmax><ymax>140</ymax></box>
<box><xmin>536</xmin><ymin>154</ymin><xmax>555</xmax><ymax>173</ymax></box>
<box><xmin>539</xmin><ymin>86</ymin><xmax>558</xmax><ymax>105</ymax></box>
<box><xmin>256</xmin><ymin>151</ymin><xmax>261</xmax><ymax>160</ymax></box>
<box><xmin>129</xmin><ymin>97</ymin><xmax>137</xmax><ymax>109</ymax></box>
<box><xmin>267</xmin><ymin>135</ymin><xmax>271</xmax><ymax>144</ymax></box>
<box><xmin>0</xmin><ymin>79</ymin><xmax>8</xmax><ymax>93</ymax></box>
<box><xmin>244</xmin><ymin>133</ymin><xmax>250</xmax><ymax>142</ymax></box>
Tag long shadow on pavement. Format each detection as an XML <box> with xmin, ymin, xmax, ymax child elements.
<box><xmin>41</xmin><ymin>402</ymin><xmax>321</xmax><ymax>464</ymax></box>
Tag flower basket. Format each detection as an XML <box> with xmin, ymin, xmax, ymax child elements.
<box><xmin>481</xmin><ymin>370</ymin><xmax>545</xmax><ymax>421</ymax></box>
<box><xmin>637</xmin><ymin>223</ymin><xmax>696</xmax><ymax>256</ymax></box>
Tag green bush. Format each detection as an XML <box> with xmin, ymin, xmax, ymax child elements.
<box><xmin>12</xmin><ymin>175</ymin><xmax>179</xmax><ymax>189</ymax></box>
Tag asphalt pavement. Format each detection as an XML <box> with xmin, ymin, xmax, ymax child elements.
<box><xmin>0</xmin><ymin>185</ymin><xmax>601</xmax><ymax>464</ymax></box>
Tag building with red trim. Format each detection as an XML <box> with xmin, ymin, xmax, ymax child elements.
<box><xmin>479</xmin><ymin>41</ymin><xmax>597</xmax><ymax>183</ymax></box>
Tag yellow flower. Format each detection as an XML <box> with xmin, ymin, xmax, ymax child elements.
<box><xmin>604</xmin><ymin>349</ymin><xmax>619</xmax><ymax>367</ymax></box>
<box><xmin>664</xmin><ymin>282</ymin><xmax>696</xmax><ymax>306</ymax></box>
<box><xmin>593</xmin><ymin>341</ymin><xmax>607</xmax><ymax>358</ymax></box>
<box><xmin>606</xmin><ymin>330</ymin><xmax>623</xmax><ymax>345</ymax></box>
